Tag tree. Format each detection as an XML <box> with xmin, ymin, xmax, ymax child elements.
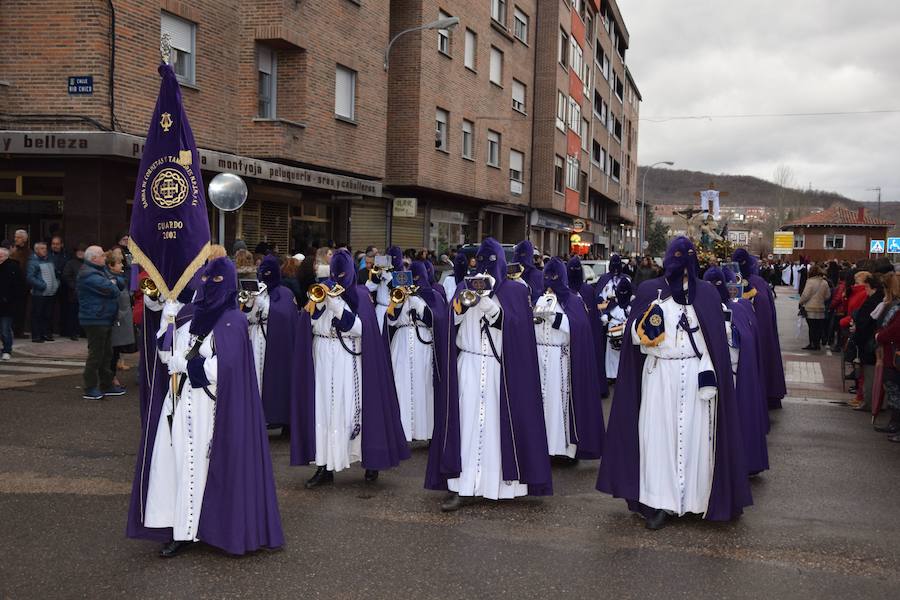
<box><xmin>647</xmin><ymin>220</ymin><xmax>669</xmax><ymax>257</ymax></box>
<box><xmin>773</xmin><ymin>164</ymin><xmax>796</xmax><ymax>225</ymax></box>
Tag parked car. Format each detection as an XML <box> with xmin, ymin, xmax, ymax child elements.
<box><xmin>581</xmin><ymin>260</ymin><xmax>608</xmax><ymax>285</ymax></box>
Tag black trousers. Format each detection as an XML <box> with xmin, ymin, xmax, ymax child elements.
<box><xmin>806</xmin><ymin>318</ymin><xmax>825</xmax><ymax>349</ymax></box>
<box><xmin>30</xmin><ymin>295</ymin><xmax>54</xmax><ymax>341</ymax></box>
<box><xmin>82</xmin><ymin>325</ymin><xmax>113</xmax><ymax>391</ymax></box>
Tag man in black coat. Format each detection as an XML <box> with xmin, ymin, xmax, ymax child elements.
<box><xmin>851</xmin><ymin>274</ymin><xmax>885</xmax><ymax>412</ymax></box>
<box><xmin>0</xmin><ymin>247</ymin><xmax>23</xmax><ymax>360</ymax></box>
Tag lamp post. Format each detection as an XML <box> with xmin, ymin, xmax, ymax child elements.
<box><xmin>384</xmin><ymin>16</ymin><xmax>461</xmax><ymax>71</ymax></box>
<box><xmin>639</xmin><ymin>160</ymin><xmax>674</xmax><ymax>254</ymax></box>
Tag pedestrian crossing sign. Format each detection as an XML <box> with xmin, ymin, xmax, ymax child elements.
<box><xmin>870</xmin><ymin>239</ymin><xmax>885</xmax><ymax>254</ymax></box>
<box><xmin>888</xmin><ymin>237</ymin><xmax>900</xmax><ymax>253</ymax></box>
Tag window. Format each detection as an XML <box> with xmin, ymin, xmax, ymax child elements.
<box><xmin>490</xmin><ymin>46</ymin><xmax>503</xmax><ymax>85</ymax></box>
<box><xmin>581</xmin><ymin>61</ymin><xmax>591</xmax><ymax>97</ymax></box>
<box><xmin>793</xmin><ymin>233</ymin><xmax>805</xmax><ymax>249</ymax></box>
<box><xmin>824</xmin><ymin>234</ymin><xmax>845</xmax><ymax>250</ymax></box>
<box><xmin>568</xmin><ymin>96</ymin><xmax>581</xmax><ymax>131</ymax></box>
<box><xmin>509</xmin><ymin>149</ymin><xmax>524</xmax><ymax>194</ymax></box>
<box><xmin>570</xmin><ymin>39</ymin><xmax>584</xmax><ymax>82</ymax></box>
<box><xmin>584</xmin><ymin>13</ymin><xmax>592</xmax><ymax>41</ymax></box>
<box><xmin>593</xmin><ymin>90</ymin><xmax>602</xmax><ymax>117</ymax></box>
<box><xmin>491</xmin><ymin>0</ymin><xmax>507</xmax><ymax>25</ymax></box>
<box><xmin>462</xmin><ymin>120</ymin><xmax>474</xmax><ymax>159</ymax></box>
<box><xmin>600</xmin><ymin>147</ymin><xmax>607</xmax><ymax>173</ymax></box>
<box><xmin>579</xmin><ymin>171</ymin><xmax>588</xmax><ymax>204</ymax></box>
<box><xmin>161</xmin><ymin>12</ymin><xmax>196</xmax><ymax>84</ymax></box>
<box><xmin>556</xmin><ymin>91</ymin><xmax>567</xmax><ymax>131</ymax></box>
<box><xmin>257</xmin><ymin>45</ymin><xmax>276</xmax><ymax>118</ymax></box>
<box><xmin>597</xmin><ymin>48</ymin><xmax>609</xmax><ymax>80</ymax></box>
<box><xmin>334</xmin><ymin>64</ymin><xmax>356</xmax><ymax>120</ymax></box>
<box><xmin>611</xmin><ymin>159</ymin><xmax>621</xmax><ymax>182</ymax></box>
<box><xmin>438</xmin><ymin>11</ymin><xmax>452</xmax><ymax>55</ymax></box>
<box><xmin>558</xmin><ymin>29</ymin><xmax>568</xmax><ymax>68</ymax></box>
<box><xmin>435</xmin><ymin>108</ymin><xmax>449</xmax><ymax>151</ymax></box>
<box><xmin>566</xmin><ymin>156</ymin><xmax>580</xmax><ymax>190</ymax></box>
<box><xmin>464</xmin><ymin>29</ymin><xmax>477</xmax><ymax>70</ymax></box>
<box><xmin>512</xmin><ymin>79</ymin><xmax>526</xmax><ymax>113</ymax></box>
<box><xmin>592</xmin><ymin>140</ymin><xmax>603</xmax><ymax>165</ymax></box>
<box><xmin>614</xmin><ymin>75</ymin><xmax>624</xmax><ymax>101</ymax></box>
<box><xmin>554</xmin><ymin>156</ymin><xmax>565</xmax><ymax>194</ymax></box>
<box><xmin>487</xmin><ymin>130</ymin><xmax>501</xmax><ymax>167</ymax></box>
<box><xmin>580</xmin><ymin>118</ymin><xmax>589</xmax><ymax>151</ymax></box>
<box><xmin>613</xmin><ymin>117</ymin><xmax>622</xmax><ymax>140</ymax></box>
<box><xmin>513</xmin><ymin>8</ymin><xmax>528</xmax><ymax>43</ymax></box>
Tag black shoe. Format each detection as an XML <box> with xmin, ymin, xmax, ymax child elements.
<box><xmin>364</xmin><ymin>469</ymin><xmax>379</xmax><ymax>482</ymax></box>
<box><xmin>43</xmin><ymin>336</ymin><xmax>54</xmax><ymax>342</ymax></box>
<box><xmin>645</xmin><ymin>509</ymin><xmax>668</xmax><ymax>530</ymax></box>
<box><xmin>874</xmin><ymin>422</ymin><xmax>900</xmax><ymax>434</ymax></box>
<box><xmin>802</xmin><ymin>345</ymin><xmax>816</xmax><ymax>350</ymax></box>
<box><xmin>552</xmin><ymin>455</ymin><xmax>580</xmax><ymax>467</ymax></box>
<box><xmin>159</xmin><ymin>540</ymin><xmax>194</xmax><ymax>558</ymax></box>
<box><xmin>31</xmin><ymin>338</ymin><xmax>44</xmax><ymax>343</ymax></box>
<box><xmin>304</xmin><ymin>466</ymin><xmax>334</xmax><ymax>489</ymax></box>
<box><xmin>440</xmin><ymin>492</ymin><xmax>461</xmax><ymax>512</ymax></box>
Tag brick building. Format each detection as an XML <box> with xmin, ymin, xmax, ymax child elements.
<box><xmin>1</xmin><ymin>0</ymin><xmax>640</xmax><ymax>257</ymax></box>
<box><xmin>780</xmin><ymin>203</ymin><xmax>894</xmax><ymax>263</ymax></box>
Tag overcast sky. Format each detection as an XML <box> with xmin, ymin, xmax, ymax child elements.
<box><xmin>620</xmin><ymin>0</ymin><xmax>900</xmax><ymax>202</ymax></box>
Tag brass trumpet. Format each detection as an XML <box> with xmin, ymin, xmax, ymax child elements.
<box><xmin>390</xmin><ymin>285</ymin><xmax>419</xmax><ymax>305</ymax></box>
<box><xmin>459</xmin><ymin>288</ymin><xmax>481</xmax><ymax>308</ymax></box>
<box><xmin>139</xmin><ymin>277</ymin><xmax>160</xmax><ymax>301</ymax></box>
<box><xmin>238</xmin><ymin>289</ymin><xmax>253</xmax><ymax>312</ymax></box>
<box><xmin>307</xmin><ymin>282</ymin><xmax>345</xmax><ymax>304</ymax></box>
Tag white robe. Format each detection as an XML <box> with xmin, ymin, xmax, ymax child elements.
<box><xmin>534</xmin><ymin>294</ymin><xmax>576</xmax><ymax>458</ymax></box>
<box><xmin>448</xmin><ymin>298</ymin><xmax>528</xmax><ymax>499</ymax></box>
<box><xmin>246</xmin><ymin>290</ymin><xmax>270</xmax><ymax>397</ymax></box>
<box><xmin>598</xmin><ymin>274</ymin><xmax>628</xmax><ymax>302</ymax></box>
<box><xmin>635</xmin><ymin>297</ymin><xmax>716</xmax><ymax>516</ymax></box>
<box><xmin>144</xmin><ymin>303</ymin><xmax>217</xmax><ymax>542</ymax></box>
<box><xmin>601</xmin><ymin>304</ymin><xmax>629</xmax><ymax>380</ymax></box>
<box><xmin>443</xmin><ymin>276</ymin><xmax>459</xmax><ymax>302</ymax></box>
<box><xmin>312</xmin><ymin>296</ymin><xmax>364</xmax><ymax>472</ymax></box>
<box><xmin>388</xmin><ymin>296</ymin><xmax>434</xmax><ymax>441</ymax></box>
<box><xmin>366</xmin><ymin>271</ymin><xmax>392</xmax><ymax>333</ymax></box>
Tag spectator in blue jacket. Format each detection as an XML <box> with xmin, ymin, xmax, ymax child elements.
<box><xmin>26</xmin><ymin>242</ymin><xmax>60</xmax><ymax>343</ymax></box>
<box><xmin>77</xmin><ymin>245</ymin><xmax>126</xmax><ymax>400</ymax></box>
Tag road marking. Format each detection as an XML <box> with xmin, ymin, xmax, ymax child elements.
<box><xmin>7</xmin><ymin>358</ymin><xmax>85</xmax><ymax>367</ymax></box>
<box><xmin>782</xmin><ymin>396</ymin><xmax>844</xmax><ymax>406</ymax></box>
<box><xmin>785</xmin><ymin>360</ymin><xmax>824</xmax><ymax>384</ymax></box>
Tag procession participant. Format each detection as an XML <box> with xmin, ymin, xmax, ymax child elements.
<box><xmin>422</xmin><ymin>260</ymin><xmax>448</xmax><ymax>309</ymax></box>
<box><xmin>426</xmin><ymin>238</ymin><xmax>552</xmax><ymax>512</ymax></box>
<box><xmin>703</xmin><ymin>267</ymin><xmax>770</xmax><ymax>476</ymax></box>
<box><xmin>245</xmin><ymin>255</ymin><xmax>300</xmax><ymax>429</ymax></box>
<box><xmin>568</xmin><ymin>256</ymin><xmax>608</xmax><ymax>397</ymax></box>
<box><xmin>366</xmin><ymin>246</ymin><xmax>404</xmax><ymax>332</ymax></box>
<box><xmin>128</xmin><ymin>258</ymin><xmax>284</xmax><ymax>557</ymax></box>
<box><xmin>732</xmin><ymin>248</ymin><xmax>787</xmax><ymax>409</ymax></box>
<box><xmin>599</xmin><ymin>278</ymin><xmax>634</xmax><ymax>383</ymax></box>
<box><xmin>512</xmin><ymin>240</ymin><xmax>543</xmax><ymax>305</ymax></box>
<box><xmin>596</xmin><ymin>254</ymin><xmax>629</xmax><ymax>299</ymax></box>
<box><xmin>596</xmin><ymin>237</ymin><xmax>752</xmax><ymax>530</ymax></box>
<box><xmin>533</xmin><ymin>258</ymin><xmax>605</xmax><ymax>462</ymax></box>
<box><xmin>443</xmin><ymin>251</ymin><xmax>469</xmax><ymax>302</ymax></box>
<box><xmin>386</xmin><ymin>261</ymin><xmax>446</xmax><ymax>442</ymax></box>
<box><xmin>291</xmin><ymin>249</ymin><xmax>410</xmax><ymax>487</ymax></box>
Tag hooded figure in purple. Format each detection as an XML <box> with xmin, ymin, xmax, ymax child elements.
<box><xmin>426</xmin><ymin>238</ymin><xmax>552</xmax><ymax>511</ymax></box>
<box><xmin>568</xmin><ymin>256</ymin><xmax>609</xmax><ymax>397</ymax></box>
<box><xmin>532</xmin><ymin>258</ymin><xmax>605</xmax><ymax>460</ymax></box>
<box><xmin>513</xmin><ymin>240</ymin><xmax>544</xmax><ymax>305</ymax></box>
<box><xmin>290</xmin><ymin>249</ymin><xmax>410</xmax><ymax>487</ymax></box>
<box><xmin>367</xmin><ymin>246</ymin><xmax>406</xmax><ymax>332</ymax></box>
<box><xmin>127</xmin><ymin>258</ymin><xmax>284</xmax><ymax>557</ymax></box>
<box><xmin>596</xmin><ymin>237</ymin><xmax>752</xmax><ymax>530</ymax></box>
<box><xmin>444</xmin><ymin>251</ymin><xmax>469</xmax><ymax>301</ymax></box>
<box><xmin>732</xmin><ymin>248</ymin><xmax>786</xmax><ymax>410</ymax></box>
<box><xmin>704</xmin><ymin>266</ymin><xmax>770</xmax><ymax>475</ymax></box>
<box><xmin>246</xmin><ymin>254</ymin><xmax>300</xmax><ymax>428</ymax></box>
<box><xmin>599</xmin><ymin>278</ymin><xmax>634</xmax><ymax>381</ymax></box>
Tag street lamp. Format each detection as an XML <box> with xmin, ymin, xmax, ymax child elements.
<box><xmin>639</xmin><ymin>160</ymin><xmax>674</xmax><ymax>254</ymax></box>
<box><xmin>384</xmin><ymin>16</ymin><xmax>461</xmax><ymax>70</ymax></box>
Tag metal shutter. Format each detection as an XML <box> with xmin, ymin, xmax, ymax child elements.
<box><xmin>260</xmin><ymin>201</ymin><xmax>290</xmax><ymax>255</ymax></box>
<box><xmin>391</xmin><ymin>205</ymin><xmax>425</xmax><ymax>249</ymax></box>
<box><xmin>240</xmin><ymin>200</ymin><xmax>261</xmax><ymax>249</ymax></box>
<box><xmin>350</xmin><ymin>199</ymin><xmax>387</xmax><ymax>251</ymax></box>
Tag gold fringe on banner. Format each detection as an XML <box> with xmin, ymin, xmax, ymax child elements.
<box><xmin>128</xmin><ymin>239</ymin><xmax>211</xmax><ymax>301</ymax></box>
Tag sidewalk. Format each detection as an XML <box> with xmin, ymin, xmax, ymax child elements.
<box><xmin>9</xmin><ymin>336</ymin><xmax>88</xmax><ymax>361</ymax></box>
<box><xmin>0</xmin><ymin>337</ymin><xmax>88</xmax><ymax>390</ymax></box>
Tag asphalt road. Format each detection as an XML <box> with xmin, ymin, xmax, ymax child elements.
<box><xmin>1</xmin><ymin>289</ymin><xmax>898</xmax><ymax>599</ymax></box>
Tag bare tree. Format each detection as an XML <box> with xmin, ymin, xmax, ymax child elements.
<box><xmin>773</xmin><ymin>164</ymin><xmax>796</xmax><ymax>226</ymax></box>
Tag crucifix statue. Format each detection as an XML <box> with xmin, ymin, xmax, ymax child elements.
<box><xmin>692</xmin><ymin>181</ymin><xmax>730</xmax><ymax>220</ymax></box>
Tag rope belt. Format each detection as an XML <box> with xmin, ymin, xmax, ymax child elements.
<box><xmin>460</xmin><ymin>348</ymin><xmax>496</xmax><ymax>358</ymax></box>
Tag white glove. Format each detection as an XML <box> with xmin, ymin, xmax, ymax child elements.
<box><xmin>167</xmin><ymin>352</ymin><xmax>187</xmax><ymax>375</ymax></box>
<box><xmin>408</xmin><ymin>296</ymin><xmax>427</xmax><ymax>314</ymax></box>
<box><xmin>325</xmin><ymin>294</ymin><xmax>346</xmax><ymax>316</ymax></box>
<box><xmin>162</xmin><ymin>300</ymin><xmax>181</xmax><ymax>322</ymax></box>
<box><xmin>477</xmin><ymin>294</ymin><xmax>498</xmax><ymax>315</ymax></box>
<box><xmin>199</xmin><ymin>335</ymin><xmax>215</xmax><ymax>359</ymax></box>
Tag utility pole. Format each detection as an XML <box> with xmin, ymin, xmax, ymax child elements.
<box><xmin>867</xmin><ymin>187</ymin><xmax>882</xmax><ymax>217</ymax></box>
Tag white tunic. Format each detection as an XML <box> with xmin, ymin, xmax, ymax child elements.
<box><xmin>246</xmin><ymin>290</ymin><xmax>270</xmax><ymax>397</ymax></box>
<box><xmin>635</xmin><ymin>296</ymin><xmax>716</xmax><ymax>516</ymax></box>
<box><xmin>144</xmin><ymin>303</ymin><xmax>217</xmax><ymax>542</ymax></box>
<box><xmin>601</xmin><ymin>304</ymin><xmax>629</xmax><ymax>380</ymax></box>
<box><xmin>448</xmin><ymin>298</ymin><xmax>528</xmax><ymax>499</ymax></box>
<box><xmin>312</xmin><ymin>297</ymin><xmax>364</xmax><ymax>472</ymax></box>
<box><xmin>598</xmin><ymin>274</ymin><xmax>627</xmax><ymax>302</ymax></box>
<box><xmin>534</xmin><ymin>294</ymin><xmax>576</xmax><ymax>458</ymax></box>
<box><xmin>389</xmin><ymin>296</ymin><xmax>434</xmax><ymax>441</ymax></box>
<box><xmin>443</xmin><ymin>276</ymin><xmax>458</xmax><ymax>302</ymax></box>
<box><xmin>366</xmin><ymin>272</ymin><xmax>392</xmax><ymax>333</ymax></box>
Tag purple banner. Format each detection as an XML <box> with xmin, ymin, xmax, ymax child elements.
<box><xmin>128</xmin><ymin>64</ymin><xmax>210</xmax><ymax>300</ymax></box>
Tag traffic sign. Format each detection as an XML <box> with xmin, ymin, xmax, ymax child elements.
<box><xmin>773</xmin><ymin>231</ymin><xmax>794</xmax><ymax>254</ymax></box>
<box><xmin>888</xmin><ymin>237</ymin><xmax>900</xmax><ymax>253</ymax></box>
<box><xmin>870</xmin><ymin>239</ymin><xmax>885</xmax><ymax>254</ymax></box>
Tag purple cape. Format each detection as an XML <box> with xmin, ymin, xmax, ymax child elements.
<box><xmin>521</xmin><ymin>266</ymin><xmax>544</xmax><ymax>306</ymax></box>
<box><xmin>729</xmin><ymin>299</ymin><xmax>771</xmax><ymax>474</ymax></box>
<box><xmin>576</xmin><ymin>281</ymin><xmax>609</xmax><ymax>397</ymax></box>
<box><xmin>290</xmin><ymin>285</ymin><xmax>411</xmax><ymax>470</ymax></box>
<box><xmin>746</xmin><ymin>273</ymin><xmax>786</xmax><ymax>409</ymax></box>
<box><xmin>426</xmin><ymin>279</ymin><xmax>553</xmax><ymax>495</ymax></box>
<box><xmin>595</xmin><ymin>277</ymin><xmax>753</xmax><ymax>521</ymax></box>
<box><xmin>593</xmin><ymin>274</ymin><xmax>629</xmax><ymax>390</ymax></box>
<box><xmin>260</xmin><ymin>287</ymin><xmax>300</xmax><ymax>426</ymax></box>
<box><xmin>127</xmin><ymin>306</ymin><xmax>285</xmax><ymax>554</ymax></box>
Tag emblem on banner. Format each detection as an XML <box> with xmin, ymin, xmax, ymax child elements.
<box><xmin>159</xmin><ymin>112</ymin><xmax>173</xmax><ymax>132</ymax></box>
<box><xmin>150</xmin><ymin>167</ymin><xmax>190</xmax><ymax>209</ymax></box>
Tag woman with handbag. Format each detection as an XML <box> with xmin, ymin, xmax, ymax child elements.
<box><xmin>798</xmin><ymin>265</ymin><xmax>831</xmax><ymax>350</ymax></box>
<box><xmin>874</xmin><ymin>273</ymin><xmax>900</xmax><ymax>439</ymax></box>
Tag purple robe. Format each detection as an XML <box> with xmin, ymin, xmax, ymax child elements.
<box><xmin>513</xmin><ymin>240</ymin><xmax>544</xmax><ymax>305</ymax></box>
<box><xmin>257</xmin><ymin>256</ymin><xmax>299</xmax><ymax>426</ymax></box>
<box><xmin>729</xmin><ymin>299</ymin><xmax>771</xmax><ymax>474</ymax></box>
<box><xmin>426</xmin><ymin>238</ymin><xmax>552</xmax><ymax>495</ymax></box>
<box><xmin>597</xmin><ymin>255</ymin><xmax>753</xmax><ymax>520</ymax></box>
<box><xmin>568</xmin><ymin>257</ymin><xmax>609</xmax><ymax>398</ymax></box>
<box><xmin>290</xmin><ymin>250</ymin><xmax>411</xmax><ymax>470</ymax></box>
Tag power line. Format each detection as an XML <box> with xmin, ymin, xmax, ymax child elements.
<box><xmin>641</xmin><ymin>109</ymin><xmax>900</xmax><ymax>123</ymax></box>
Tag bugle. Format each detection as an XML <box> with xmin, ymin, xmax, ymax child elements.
<box><xmin>139</xmin><ymin>277</ymin><xmax>160</xmax><ymax>301</ymax></box>
<box><xmin>307</xmin><ymin>282</ymin><xmax>345</xmax><ymax>304</ymax></box>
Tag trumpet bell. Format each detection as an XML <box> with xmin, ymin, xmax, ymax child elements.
<box><xmin>139</xmin><ymin>277</ymin><xmax>160</xmax><ymax>301</ymax></box>
<box><xmin>459</xmin><ymin>288</ymin><xmax>480</xmax><ymax>308</ymax></box>
<box><xmin>307</xmin><ymin>282</ymin><xmax>345</xmax><ymax>304</ymax></box>
<box><xmin>390</xmin><ymin>286</ymin><xmax>409</xmax><ymax>305</ymax></box>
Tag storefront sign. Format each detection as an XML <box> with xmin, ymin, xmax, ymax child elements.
<box><xmin>530</xmin><ymin>210</ymin><xmax>573</xmax><ymax>232</ymax></box>
<box><xmin>67</xmin><ymin>76</ymin><xmax>93</xmax><ymax>94</ymax></box>
<box><xmin>572</xmin><ymin>219</ymin><xmax>586</xmax><ymax>233</ymax></box>
<box><xmin>393</xmin><ymin>197</ymin><xmax>417</xmax><ymax>218</ymax></box>
<box><xmin>0</xmin><ymin>130</ymin><xmax>383</xmax><ymax>197</ymax></box>
<box><xmin>773</xmin><ymin>231</ymin><xmax>794</xmax><ymax>254</ymax></box>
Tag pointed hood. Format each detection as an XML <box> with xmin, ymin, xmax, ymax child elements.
<box><xmin>664</xmin><ymin>236</ymin><xmax>699</xmax><ymax>305</ymax></box>
<box><xmin>257</xmin><ymin>254</ymin><xmax>282</xmax><ymax>301</ymax></box>
<box><xmin>703</xmin><ymin>266</ymin><xmax>730</xmax><ymax>304</ymax></box>
<box><xmin>609</xmin><ymin>253</ymin><xmax>623</xmax><ymax>276</ymax></box>
<box><xmin>615</xmin><ymin>277</ymin><xmax>633</xmax><ymax>309</ymax></box>
<box><xmin>190</xmin><ymin>257</ymin><xmax>238</xmax><ymax>336</ymax></box>
<box><xmin>514</xmin><ymin>240</ymin><xmax>537</xmax><ymax>273</ymax></box>
<box><xmin>475</xmin><ymin>238</ymin><xmax>506</xmax><ymax>282</ymax></box>
<box><xmin>387</xmin><ymin>246</ymin><xmax>404</xmax><ymax>272</ymax></box>
<box><xmin>543</xmin><ymin>257</ymin><xmax>571</xmax><ymax>303</ymax></box>
<box><xmin>732</xmin><ymin>248</ymin><xmax>759</xmax><ymax>279</ymax></box>
<box><xmin>567</xmin><ymin>256</ymin><xmax>585</xmax><ymax>291</ymax></box>
<box><xmin>453</xmin><ymin>251</ymin><xmax>468</xmax><ymax>285</ymax></box>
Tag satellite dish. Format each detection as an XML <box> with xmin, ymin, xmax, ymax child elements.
<box><xmin>208</xmin><ymin>173</ymin><xmax>248</xmax><ymax>212</ymax></box>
